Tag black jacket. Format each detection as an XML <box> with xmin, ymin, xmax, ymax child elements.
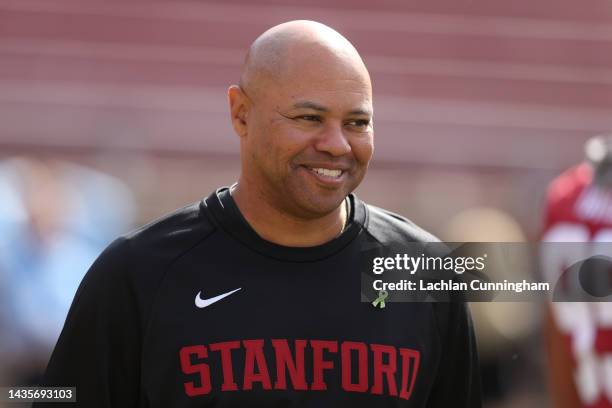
<box><xmin>34</xmin><ymin>186</ymin><xmax>481</xmax><ymax>407</ymax></box>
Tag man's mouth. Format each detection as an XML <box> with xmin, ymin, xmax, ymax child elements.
<box><xmin>308</xmin><ymin>167</ymin><xmax>343</xmax><ymax>178</ymax></box>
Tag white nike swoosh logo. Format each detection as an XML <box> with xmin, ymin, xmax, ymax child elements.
<box><xmin>195</xmin><ymin>288</ymin><xmax>241</xmax><ymax>308</ymax></box>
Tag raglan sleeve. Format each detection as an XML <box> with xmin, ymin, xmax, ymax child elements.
<box><xmin>426</xmin><ymin>301</ymin><xmax>482</xmax><ymax>408</ymax></box>
<box><xmin>32</xmin><ymin>237</ymin><xmax>144</xmax><ymax>408</ymax></box>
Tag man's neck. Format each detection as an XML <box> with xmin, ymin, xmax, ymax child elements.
<box><xmin>230</xmin><ymin>182</ymin><xmax>348</xmax><ymax>247</ymax></box>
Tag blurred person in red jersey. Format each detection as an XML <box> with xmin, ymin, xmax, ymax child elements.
<box><xmin>542</xmin><ymin>135</ymin><xmax>612</xmax><ymax>408</ymax></box>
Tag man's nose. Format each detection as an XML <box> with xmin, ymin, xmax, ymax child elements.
<box><xmin>314</xmin><ymin>123</ymin><xmax>351</xmax><ymax>157</ymax></box>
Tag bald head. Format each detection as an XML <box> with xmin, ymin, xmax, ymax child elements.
<box><xmin>240</xmin><ymin>20</ymin><xmax>371</xmax><ymax>100</ymax></box>
<box><xmin>228</xmin><ymin>21</ymin><xmax>374</xmax><ymax>221</ymax></box>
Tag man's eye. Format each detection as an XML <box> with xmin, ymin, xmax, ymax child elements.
<box><xmin>296</xmin><ymin>115</ymin><xmax>321</xmax><ymax>122</ymax></box>
<box><xmin>346</xmin><ymin>120</ymin><xmax>371</xmax><ymax>129</ymax></box>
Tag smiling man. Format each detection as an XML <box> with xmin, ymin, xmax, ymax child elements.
<box><xmin>34</xmin><ymin>21</ymin><xmax>481</xmax><ymax>407</ymax></box>
<box><xmin>228</xmin><ymin>21</ymin><xmax>374</xmax><ymax>247</ymax></box>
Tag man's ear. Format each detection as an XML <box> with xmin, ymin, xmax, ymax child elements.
<box><xmin>227</xmin><ymin>85</ymin><xmax>249</xmax><ymax>138</ymax></box>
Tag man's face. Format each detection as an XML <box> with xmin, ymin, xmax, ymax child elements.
<box><xmin>241</xmin><ymin>57</ymin><xmax>374</xmax><ymax>218</ymax></box>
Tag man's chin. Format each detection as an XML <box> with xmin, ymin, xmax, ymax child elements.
<box><xmin>281</xmin><ymin>172</ymin><xmax>352</xmax><ymax>216</ymax></box>
<box><xmin>289</xmin><ymin>190</ymin><xmax>349</xmax><ymax>219</ymax></box>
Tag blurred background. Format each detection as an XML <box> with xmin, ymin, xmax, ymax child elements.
<box><xmin>3</xmin><ymin>0</ymin><xmax>612</xmax><ymax>406</ymax></box>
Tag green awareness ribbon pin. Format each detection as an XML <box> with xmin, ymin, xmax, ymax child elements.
<box><xmin>372</xmin><ymin>290</ymin><xmax>389</xmax><ymax>309</ymax></box>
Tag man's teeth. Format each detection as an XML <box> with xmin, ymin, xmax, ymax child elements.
<box><xmin>310</xmin><ymin>167</ymin><xmax>343</xmax><ymax>178</ymax></box>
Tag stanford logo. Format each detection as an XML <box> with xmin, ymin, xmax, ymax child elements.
<box><xmin>179</xmin><ymin>338</ymin><xmax>420</xmax><ymax>400</ymax></box>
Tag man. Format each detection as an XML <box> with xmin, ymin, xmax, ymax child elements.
<box><xmin>543</xmin><ymin>135</ymin><xmax>612</xmax><ymax>408</ymax></box>
<box><xmin>35</xmin><ymin>20</ymin><xmax>480</xmax><ymax>407</ymax></box>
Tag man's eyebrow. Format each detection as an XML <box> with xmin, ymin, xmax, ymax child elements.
<box><xmin>348</xmin><ymin>108</ymin><xmax>373</xmax><ymax>117</ymax></box>
<box><xmin>292</xmin><ymin>101</ymin><xmax>328</xmax><ymax>112</ymax></box>
<box><xmin>291</xmin><ymin>101</ymin><xmax>372</xmax><ymax>117</ymax></box>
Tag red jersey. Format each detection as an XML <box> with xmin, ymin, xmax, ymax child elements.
<box><xmin>543</xmin><ymin>163</ymin><xmax>612</xmax><ymax>408</ymax></box>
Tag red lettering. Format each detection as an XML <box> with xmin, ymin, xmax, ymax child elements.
<box><xmin>179</xmin><ymin>345</ymin><xmax>211</xmax><ymax>396</ymax></box>
<box><xmin>209</xmin><ymin>341</ymin><xmax>241</xmax><ymax>391</ymax></box>
<box><xmin>398</xmin><ymin>348</ymin><xmax>420</xmax><ymax>400</ymax></box>
<box><xmin>370</xmin><ymin>343</ymin><xmax>398</xmax><ymax>396</ymax></box>
<box><xmin>179</xmin><ymin>339</ymin><xmax>420</xmax><ymax>399</ymax></box>
<box><xmin>243</xmin><ymin>339</ymin><xmax>272</xmax><ymax>390</ymax></box>
<box><xmin>271</xmin><ymin>339</ymin><xmax>308</xmax><ymax>391</ymax></box>
<box><xmin>310</xmin><ymin>340</ymin><xmax>338</xmax><ymax>391</ymax></box>
<box><xmin>341</xmin><ymin>341</ymin><xmax>368</xmax><ymax>393</ymax></box>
